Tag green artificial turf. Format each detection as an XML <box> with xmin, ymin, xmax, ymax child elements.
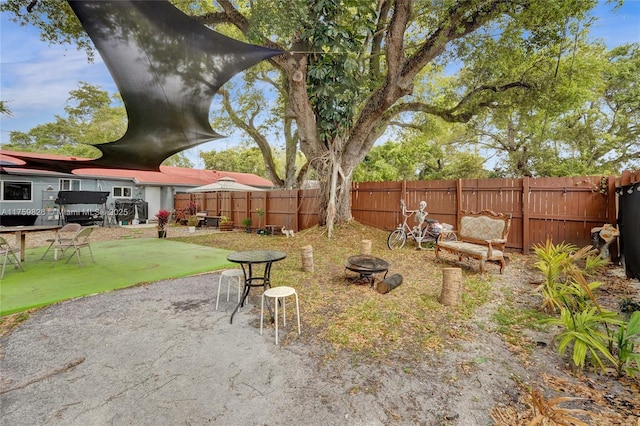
<box><xmin>0</xmin><ymin>238</ymin><xmax>234</xmax><ymax>316</ymax></box>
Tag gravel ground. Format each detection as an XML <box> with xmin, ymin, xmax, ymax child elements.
<box><xmin>3</xmin><ymin>224</ymin><xmax>638</xmax><ymax>425</ymax></box>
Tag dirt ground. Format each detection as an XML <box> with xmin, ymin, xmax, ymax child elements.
<box><xmin>1</xmin><ymin>226</ymin><xmax>639</xmax><ymax>425</ymax></box>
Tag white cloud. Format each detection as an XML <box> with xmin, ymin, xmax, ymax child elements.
<box><xmin>1</xmin><ymin>15</ymin><xmax>114</xmax><ymax>142</ymax></box>
<box><xmin>3</xmin><ymin>48</ymin><xmax>112</xmax><ymax>111</ymax></box>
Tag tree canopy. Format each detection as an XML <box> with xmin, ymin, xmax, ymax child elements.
<box><xmin>2</xmin><ymin>0</ymin><xmax>637</xmax><ymax>236</ymax></box>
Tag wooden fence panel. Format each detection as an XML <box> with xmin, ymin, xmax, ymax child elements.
<box><xmin>203</xmin><ymin>193</ymin><xmax>220</xmax><ymax>215</ymax></box>
<box><xmin>527</xmin><ymin>176</ymin><xmax>610</xmax><ymax>249</ymax></box>
<box><xmin>298</xmin><ymin>189</ymin><xmax>321</xmax><ymax>230</ymax></box>
<box><xmin>413</xmin><ymin>179</ymin><xmax>457</xmax><ymax>226</ymax></box>
<box><xmin>457</xmin><ymin>178</ymin><xmax>524</xmax><ymax>251</ymax></box>
<box><xmin>263</xmin><ymin>189</ymin><xmax>298</xmax><ymax>230</ymax></box>
<box><xmin>352</xmin><ymin>181</ymin><xmax>402</xmax><ymax>230</ymax></box>
<box><xmin>620</xmin><ymin>169</ymin><xmax>640</xmax><ymax>186</ymax></box>
<box><xmin>174</xmin><ymin>193</ymin><xmax>190</xmax><ymax>221</ymax></box>
<box><xmin>228</xmin><ymin>192</ymin><xmax>247</xmax><ymax>226</ymax></box>
<box><xmin>178</xmin><ymin>173</ymin><xmax>623</xmax><ymax>252</ymax></box>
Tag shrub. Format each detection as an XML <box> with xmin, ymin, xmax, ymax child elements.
<box><xmin>614</xmin><ymin>311</ymin><xmax>640</xmax><ymax>377</ymax></box>
<box><xmin>155</xmin><ymin>209</ymin><xmax>170</xmax><ymax>229</ymax></box>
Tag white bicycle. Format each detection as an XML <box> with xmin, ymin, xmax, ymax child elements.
<box><xmin>387</xmin><ymin>200</ymin><xmax>455</xmax><ymax>250</ymax></box>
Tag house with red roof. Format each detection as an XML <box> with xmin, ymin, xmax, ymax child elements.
<box><xmin>0</xmin><ymin>150</ymin><xmax>272</xmax><ymax>226</ymax></box>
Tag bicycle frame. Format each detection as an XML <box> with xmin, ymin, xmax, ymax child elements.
<box><xmin>387</xmin><ymin>201</ymin><xmax>428</xmax><ymax>249</ymax></box>
<box><xmin>387</xmin><ymin>200</ymin><xmax>452</xmax><ymax>250</ymax></box>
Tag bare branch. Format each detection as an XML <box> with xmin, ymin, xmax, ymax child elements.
<box><xmin>193</xmin><ymin>12</ymin><xmax>229</xmax><ymax>26</ymax></box>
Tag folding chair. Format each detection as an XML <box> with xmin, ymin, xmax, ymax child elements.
<box><xmin>0</xmin><ymin>235</ymin><xmax>24</xmax><ymax>279</ymax></box>
<box><xmin>53</xmin><ymin>226</ymin><xmax>95</xmax><ymax>266</ymax></box>
<box><xmin>40</xmin><ymin>223</ymin><xmax>82</xmax><ymax>260</ymax></box>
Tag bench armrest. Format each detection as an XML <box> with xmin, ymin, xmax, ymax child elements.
<box><xmin>483</xmin><ymin>238</ymin><xmax>507</xmax><ymax>258</ymax></box>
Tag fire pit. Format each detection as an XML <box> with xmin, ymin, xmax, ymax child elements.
<box><xmin>345</xmin><ymin>255</ymin><xmax>389</xmax><ymax>285</ymax></box>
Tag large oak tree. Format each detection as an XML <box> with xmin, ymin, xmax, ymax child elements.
<box><xmin>2</xmin><ymin>0</ymin><xmax>608</xmax><ymax>235</ymax></box>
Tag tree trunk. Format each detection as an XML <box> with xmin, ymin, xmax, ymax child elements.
<box><xmin>316</xmin><ymin>152</ymin><xmax>354</xmax><ymax>236</ymax></box>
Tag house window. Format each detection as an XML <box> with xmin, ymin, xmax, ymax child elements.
<box><xmin>1</xmin><ymin>181</ymin><xmax>33</xmax><ymax>201</ymax></box>
<box><xmin>113</xmin><ymin>186</ymin><xmax>132</xmax><ymax>198</ymax></box>
<box><xmin>60</xmin><ymin>178</ymin><xmax>81</xmax><ymax>191</ymax></box>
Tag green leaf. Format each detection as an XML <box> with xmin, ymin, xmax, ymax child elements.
<box><xmin>572</xmin><ymin>340</ymin><xmax>588</xmax><ymax>367</ymax></box>
<box><xmin>626</xmin><ymin>311</ymin><xmax>640</xmax><ymax>336</ymax></box>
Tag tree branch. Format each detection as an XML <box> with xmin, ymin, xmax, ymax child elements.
<box><xmin>402</xmin><ymin>0</ymin><xmax>514</xmax><ymax>80</ymax></box>
<box><xmin>194</xmin><ymin>11</ymin><xmax>229</xmax><ymax>26</ymax></box>
<box><xmin>219</xmin><ymin>89</ymin><xmax>283</xmax><ymax>187</ymax></box>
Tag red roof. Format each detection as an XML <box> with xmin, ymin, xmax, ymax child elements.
<box><xmin>0</xmin><ymin>150</ymin><xmax>273</xmax><ymax>188</ymax></box>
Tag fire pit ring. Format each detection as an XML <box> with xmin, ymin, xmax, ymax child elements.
<box><xmin>345</xmin><ymin>255</ymin><xmax>389</xmax><ymax>286</ymax></box>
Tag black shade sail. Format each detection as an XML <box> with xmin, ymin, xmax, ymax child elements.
<box><xmin>5</xmin><ymin>0</ymin><xmax>281</xmax><ymax>173</ymax></box>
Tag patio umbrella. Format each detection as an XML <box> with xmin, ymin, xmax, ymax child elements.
<box><xmin>186</xmin><ymin>177</ymin><xmax>266</xmax><ymax>193</ymax></box>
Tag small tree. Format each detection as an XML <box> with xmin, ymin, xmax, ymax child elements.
<box><xmin>255</xmin><ymin>208</ymin><xmax>265</xmax><ymax>229</ymax></box>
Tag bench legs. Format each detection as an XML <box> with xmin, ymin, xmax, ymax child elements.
<box><xmin>436</xmin><ymin>248</ymin><xmax>506</xmax><ymax>274</ymax></box>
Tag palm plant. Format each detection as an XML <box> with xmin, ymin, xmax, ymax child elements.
<box><xmin>614</xmin><ymin>311</ymin><xmax>640</xmax><ymax>377</ymax></box>
<box><xmin>545</xmin><ymin>307</ymin><xmax>621</xmax><ymax>372</ymax></box>
<box><xmin>533</xmin><ymin>240</ymin><xmax>604</xmax><ymax>313</ymax></box>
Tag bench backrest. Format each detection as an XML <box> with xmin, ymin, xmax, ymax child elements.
<box><xmin>457</xmin><ymin>210</ymin><xmax>512</xmax><ymax>243</ymax></box>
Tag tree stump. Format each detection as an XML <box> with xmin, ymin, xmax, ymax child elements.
<box><xmin>439</xmin><ymin>267</ymin><xmax>462</xmax><ymax>306</ymax></box>
<box><xmin>374</xmin><ymin>273</ymin><xmax>403</xmax><ymax>294</ymax></box>
<box><xmin>360</xmin><ymin>239</ymin><xmax>372</xmax><ymax>255</ymax></box>
<box><xmin>301</xmin><ymin>245</ymin><xmax>314</xmax><ymax>272</ymax></box>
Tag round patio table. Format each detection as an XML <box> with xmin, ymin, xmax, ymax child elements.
<box><xmin>226</xmin><ymin>250</ymin><xmax>287</xmax><ymax>324</ymax></box>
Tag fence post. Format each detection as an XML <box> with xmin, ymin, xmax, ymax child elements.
<box><xmin>297</xmin><ymin>190</ymin><xmax>304</xmax><ymax>230</ymax></box>
<box><xmin>523</xmin><ymin>176</ymin><xmax>530</xmax><ymax>254</ymax></box>
<box><xmin>607</xmin><ymin>175</ymin><xmax>619</xmax><ymax>262</ymax></box>
<box><xmin>455</xmin><ymin>178</ymin><xmax>463</xmax><ymax>226</ymax></box>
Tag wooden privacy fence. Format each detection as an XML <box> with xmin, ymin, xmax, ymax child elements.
<box><xmin>175</xmin><ymin>189</ymin><xmax>321</xmax><ymax>232</ymax></box>
<box><xmin>352</xmin><ymin>176</ymin><xmax>615</xmax><ymax>253</ymax></box>
<box><xmin>176</xmin><ymin>172</ymin><xmax>640</xmax><ymax>253</ymax></box>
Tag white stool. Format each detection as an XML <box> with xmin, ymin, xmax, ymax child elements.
<box><xmin>260</xmin><ymin>286</ymin><xmax>301</xmax><ymax>345</ymax></box>
<box><xmin>216</xmin><ymin>269</ymin><xmax>244</xmax><ymax>310</ymax></box>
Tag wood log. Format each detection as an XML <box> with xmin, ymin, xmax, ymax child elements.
<box><xmin>360</xmin><ymin>239</ymin><xmax>372</xmax><ymax>255</ymax></box>
<box><xmin>301</xmin><ymin>245</ymin><xmax>314</xmax><ymax>272</ymax></box>
<box><xmin>440</xmin><ymin>267</ymin><xmax>462</xmax><ymax>306</ymax></box>
<box><xmin>374</xmin><ymin>273</ymin><xmax>402</xmax><ymax>294</ymax></box>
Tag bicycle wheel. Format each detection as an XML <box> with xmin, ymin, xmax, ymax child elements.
<box><xmin>387</xmin><ymin>229</ymin><xmax>407</xmax><ymax>249</ymax></box>
<box><xmin>436</xmin><ymin>230</ymin><xmax>457</xmax><ymax>242</ymax></box>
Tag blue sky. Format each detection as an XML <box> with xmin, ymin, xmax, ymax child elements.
<box><xmin>1</xmin><ymin>1</ymin><xmax>639</xmax><ymax>168</ymax></box>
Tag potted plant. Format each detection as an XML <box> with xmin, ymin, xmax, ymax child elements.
<box><xmin>178</xmin><ymin>201</ymin><xmax>199</xmax><ymax>225</ymax></box>
<box><xmin>155</xmin><ymin>209</ymin><xmax>170</xmax><ymax>238</ymax></box>
<box><xmin>187</xmin><ymin>215</ymin><xmax>199</xmax><ymax>233</ymax></box>
<box><xmin>219</xmin><ymin>215</ymin><xmax>234</xmax><ymax>231</ymax></box>
<box><xmin>241</xmin><ymin>217</ymin><xmax>253</xmax><ymax>233</ymax></box>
